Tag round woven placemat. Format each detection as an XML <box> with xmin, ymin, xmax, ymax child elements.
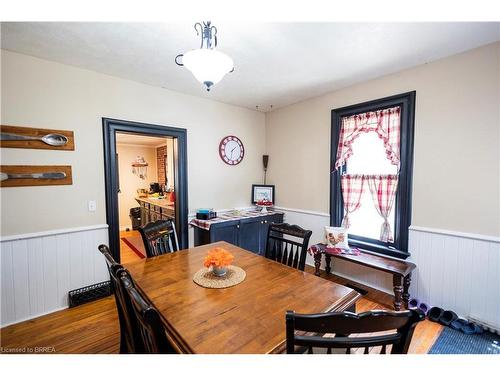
<box><xmin>192</xmin><ymin>265</ymin><xmax>246</xmax><ymax>289</ymax></box>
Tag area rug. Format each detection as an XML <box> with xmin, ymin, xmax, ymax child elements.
<box><xmin>121</xmin><ymin>235</ymin><xmax>146</xmax><ymax>259</ymax></box>
<box><xmin>429</xmin><ymin>327</ymin><xmax>500</xmax><ymax>354</ymax></box>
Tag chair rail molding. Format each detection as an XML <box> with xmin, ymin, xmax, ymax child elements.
<box><xmin>1</xmin><ymin>225</ymin><xmax>109</xmax><ymax>327</ymax></box>
<box><xmin>0</xmin><ymin>224</ymin><xmax>109</xmax><ymax>242</ymax></box>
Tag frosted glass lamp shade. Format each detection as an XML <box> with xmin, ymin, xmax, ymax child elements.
<box><xmin>182</xmin><ymin>49</ymin><xmax>234</xmax><ymax>91</ymax></box>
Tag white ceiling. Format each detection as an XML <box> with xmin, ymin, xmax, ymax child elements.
<box><xmin>116</xmin><ymin>132</ymin><xmax>167</xmax><ymax>147</ymax></box>
<box><xmin>1</xmin><ymin>22</ymin><xmax>499</xmax><ymax>111</ymax></box>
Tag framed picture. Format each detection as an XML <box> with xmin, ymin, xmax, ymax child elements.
<box><xmin>251</xmin><ymin>184</ymin><xmax>275</xmax><ymax>204</ymax></box>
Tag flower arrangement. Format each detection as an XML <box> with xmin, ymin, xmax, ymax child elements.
<box><xmin>203</xmin><ymin>247</ymin><xmax>234</xmax><ymax>269</ymax></box>
<box><xmin>256</xmin><ymin>198</ymin><xmax>273</xmax><ymax>206</ymax></box>
<box><xmin>256</xmin><ymin>198</ymin><xmax>273</xmax><ymax>213</ymax></box>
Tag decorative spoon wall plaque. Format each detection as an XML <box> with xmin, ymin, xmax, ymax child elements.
<box><xmin>0</xmin><ymin>125</ymin><xmax>74</xmax><ymax>151</ymax></box>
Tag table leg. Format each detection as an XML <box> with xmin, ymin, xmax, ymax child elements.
<box><xmin>325</xmin><ymin>253</ymin><xmax>332</xmax><ymax>275</ymax></box>
<box><xmin>393</xmin><ymin>274</ymin><xmax>403</xmax><ymax>311</ymax></box>
<box><xmin>403</xmin><ymin>273</ymin><xmax>411</xmax><ymax>309</ymax></box>
<box><xmin>313</xmin><ymin>253</ymin><xmax>322</xmax><ymax>276</ymax></box>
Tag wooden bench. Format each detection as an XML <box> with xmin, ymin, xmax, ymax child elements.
<box><xmin>310</xmin><ymin>244</ymin><xmax>416</xmax><ymax>311</ymax></box>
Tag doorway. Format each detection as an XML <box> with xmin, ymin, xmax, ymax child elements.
<box><xmin>102</xmin><ymin>118</ymin><xmax>188</xmax><ymax>262</ymax></box>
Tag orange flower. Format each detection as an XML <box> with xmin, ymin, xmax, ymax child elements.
<box><xmin>203</xmin><ymin>247</ymin><xmax>234</xmax><ymax>268</ymax></box>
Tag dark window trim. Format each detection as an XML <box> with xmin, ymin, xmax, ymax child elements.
<box><xmin>102</xmin><ymin>118</ymin><xmax>189</xmax><ymax>262</ymax></box>
<box><xmin>330</xmin><ymin>91</ymin><xmax>415</xmax><ymax>259</ymax></box>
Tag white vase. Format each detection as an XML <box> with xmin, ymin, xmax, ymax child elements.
<box><xmin>212</xmin><ymin>266</ymin><xmax>228</xmax><ymax>277</ymax></box>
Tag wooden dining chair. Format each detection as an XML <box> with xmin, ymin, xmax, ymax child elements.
<box><xmin>119</xmin><ymin>270</ymin><xmax>177</xmax><ymax>354</ymax></box>
<box><xmin>264</xmin><ymin>223</ymin><xmax>312</xmax><ymax>271</ymax></box>
<box><xmin>285</xmin><ymin>309</ymin><xmax>425</xmax><ymax>354</ymax></box>
<box><xmin>138</xmin><ymin>219</ymin><xmax>180</xmax><ymax>258</ymax></box>
<box><xmin>98</xmin><ymin>244</ymin><xmax>145</xmax><ymax>354</ymax></box>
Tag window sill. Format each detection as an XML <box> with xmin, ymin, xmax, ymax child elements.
<box><xmin>348</xmin><ymin>238</ymin><xmax>410</xmax><ymax>260</ymax></box>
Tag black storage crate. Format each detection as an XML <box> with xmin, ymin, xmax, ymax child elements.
<box><xmin>68</xmin><ymin>281</ymin><xmax>112</xmax><ymax>307</ymax></box>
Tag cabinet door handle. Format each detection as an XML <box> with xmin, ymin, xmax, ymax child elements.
<box><xmin>237</xmin><ymin>224</ymin><xmax>240</xmax><ymax>229</ymax></box>
<box><xmin>261</xmin><ymin>221</ymin><xmax>264</xmax><ymax>224</ymax></box>
<box><xmin>264</xmin><ymin>220</ymin><xmax>268</xmax><ymax>224</ymax></box>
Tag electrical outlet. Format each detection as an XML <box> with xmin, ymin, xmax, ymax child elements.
<box><xmin>88</xmin><ymin>200</ymin><xmax>96</xmax><ymax>212</ymax></box>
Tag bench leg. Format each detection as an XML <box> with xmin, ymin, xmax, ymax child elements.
<box><xmin>313</xmin><ymin>253</ymin><xmax>322</xmax><ymax>276</ymax></box>
<box><xmin>403</xmin><ymin>273</ymin><xmax>411</xmax><ymax>309</ymax></box>
<box><xmin>325</xmin><ymin>253</ymin><xmax>332</xmax><ymax>275</ymax></box>
<box><xmin>393</xmin><ymin>274</ymin><xmax>403</xmax><ymax>311</ymax></box>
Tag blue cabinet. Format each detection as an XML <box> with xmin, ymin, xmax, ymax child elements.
<box><xmin>239</xmin><ymin>217</ymin><xmax>263</xmax><ymax>254</ymax></box>
<box><xmin>193</xmin><ymin>212</ymin><xmax>284</xmax><ymax>255</ymax></box>
<box><xmin>208</xmin><ymin>220</ymin><xmax>240</xmax><ymax>245</ymax></box>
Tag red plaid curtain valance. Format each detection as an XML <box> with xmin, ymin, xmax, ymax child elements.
<box><xmin>334</xmin><ymin>106</ymin><xmax>401</xmax><ymax>171</ymax></box>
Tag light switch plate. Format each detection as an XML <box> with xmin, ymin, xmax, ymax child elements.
<box><xmin>88</xmin><ymin>200</ymin><xmax>96</xmax><ymax>212</ymax></box>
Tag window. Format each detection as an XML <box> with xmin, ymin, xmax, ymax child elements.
<box><xmin>330</xmin><ymin>92</ymin><xmax>415</xmax><ymax>259</ymax></box>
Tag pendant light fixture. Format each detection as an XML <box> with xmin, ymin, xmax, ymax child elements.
<box><xmin>175</xmin><ymin>21</ymin><xmax>234</xmax><ymax>91</ymax></box>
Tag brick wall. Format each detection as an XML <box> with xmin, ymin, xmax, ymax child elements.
<box><xmin>156</xmin><ymin>145</ymin><xmax>167</xmax><ymax>187</ymax></box>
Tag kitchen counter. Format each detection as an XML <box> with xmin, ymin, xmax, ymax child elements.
<box><xmin>190</xmin><ymin>208</ymin><xmax>284</xmax><ymax>230</ymax></box>
<box><xmin>135</xmin><ymin>196</ymin><xmax>174</xmax><ymax>209</ymax></box>
<box><xmin>135</xmin><ymin>196</ymin><xmax>175</xmax><ymax>222</ymax></box>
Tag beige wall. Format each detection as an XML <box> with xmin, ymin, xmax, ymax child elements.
<box><xmin>1</xmin><ymin>50</ymin><xmax>265</xmax><ymax>236</ymax></box>
<box><xmin>2</xmin><ymin>43</ymin><xmax>499</xmax><ymax>238</ymax></box>
<box><xmin>266</xmin><ymin>42</ymin><xmax>500</xmax><ymax>236</ymax></box>
<box><xmin>117</xmin><ymin>143</ymin><xmax>158</xmax><ymax>230</ymax></box>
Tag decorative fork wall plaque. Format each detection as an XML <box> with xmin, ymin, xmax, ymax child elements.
<box><xmin>0</xmin><ymin>165</ymin><xmax>73</xmax><ymax>187</ymax></box>
<box><xmin>0</xmin><ymin>125</ymin><xmax>75</xmax><ymax>151</ymax></box>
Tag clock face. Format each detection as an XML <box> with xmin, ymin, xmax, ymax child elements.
<box><xmin>219</xmin><ymin>136</ymin><xmax>244</xmax><ymax>165</ymax></box>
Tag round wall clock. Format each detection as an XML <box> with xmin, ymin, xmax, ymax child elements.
<box><xmin>219</xmin><ymin>135</ymin><xmax>244</xmax><ymax>165</ymax></box>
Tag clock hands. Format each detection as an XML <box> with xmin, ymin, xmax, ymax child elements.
<box><xmin>229</xmin><ymin>146</ymin><xmax>237</xmax><ymax>160</ymax></box>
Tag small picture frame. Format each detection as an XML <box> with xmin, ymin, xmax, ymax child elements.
<box><xmin>251</xmin><ymin>184</ymin><xmax>275</xmax><ymax>204</ymax></box>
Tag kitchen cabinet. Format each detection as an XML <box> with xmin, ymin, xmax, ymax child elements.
<box><xmin>136</xmin><ymin>197</ymin><xmax>175</xmax><ymax>227</ymax></box>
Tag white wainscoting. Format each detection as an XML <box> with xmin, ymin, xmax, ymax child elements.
<box><xmin>409</xmin><ymin>226</ymin><xmax>500</xmax><ymax>330</ymax></box>
<box><xmin>0</xmin><ymin>225</ymin><xmax>109</xmax><ymax>327</ymax></box>
<box><xmin>276</xmin><ymin>207</ymin><xmax>500</xmax><ymax>329</ymax></box>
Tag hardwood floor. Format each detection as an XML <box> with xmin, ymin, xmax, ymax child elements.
<box><xmin>120</xmin><ymin>230</ymin><xmax>143</xmax><ymax>264</ymax></box>
<box><xmin>0</xmin><ymin>263</ymin><xmax>442</xmax><ymax>354</ymax></box>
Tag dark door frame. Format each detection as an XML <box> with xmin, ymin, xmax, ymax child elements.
<box><xmin>102</xmin><ymin>118</ymin><xmax>189</xmax><ymax>262</ymax></box>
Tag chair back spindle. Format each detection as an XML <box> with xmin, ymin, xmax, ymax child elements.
<box><xmin>138</xmin><ymin>220</ymin><xmax>180</xmax><ymax>258</ymax></box>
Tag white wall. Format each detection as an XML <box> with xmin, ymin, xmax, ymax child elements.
<box><xmin>0</xmin><ymin>50</ymin><xmax>266</xmax><ymax>236</ymax></box>
<box><xmin>266</xmin><ymin>42</ymin><xmax>500</xmax><ymax>236</ymax></box>
<box><xmin>266</xmin><ymin>43</ymin><xmax>500</xmax><ymax>325</ymax></box>
<box><xmin>1</xmin><ymin>43</ymin><xmax>499</xmax><ymax>327</ymax></box>
<box><xmin>279</xmin><ymin>206</ymin><xmax>500</xmax><ymax>331</ymax></box>
<box><xmin>0</xmin><ymin>50</ymin><xmax>265</xmax><ymax>326</ymax></box>
<box><xmin>117</xmin><ymin>143</ymin><xmax>158</xmax><ymax>230</ymax></box>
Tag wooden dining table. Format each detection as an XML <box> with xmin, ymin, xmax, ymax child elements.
<box><xmin>125</xmin><ymin>241</ymin><xmax>361</xmax><ymax>354</ymax></box>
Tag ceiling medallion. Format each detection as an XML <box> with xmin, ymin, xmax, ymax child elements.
<box><xmin>175</xmin><ymin>21</ymin><xmax>234</xmax><ymax>91</ymax></box>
